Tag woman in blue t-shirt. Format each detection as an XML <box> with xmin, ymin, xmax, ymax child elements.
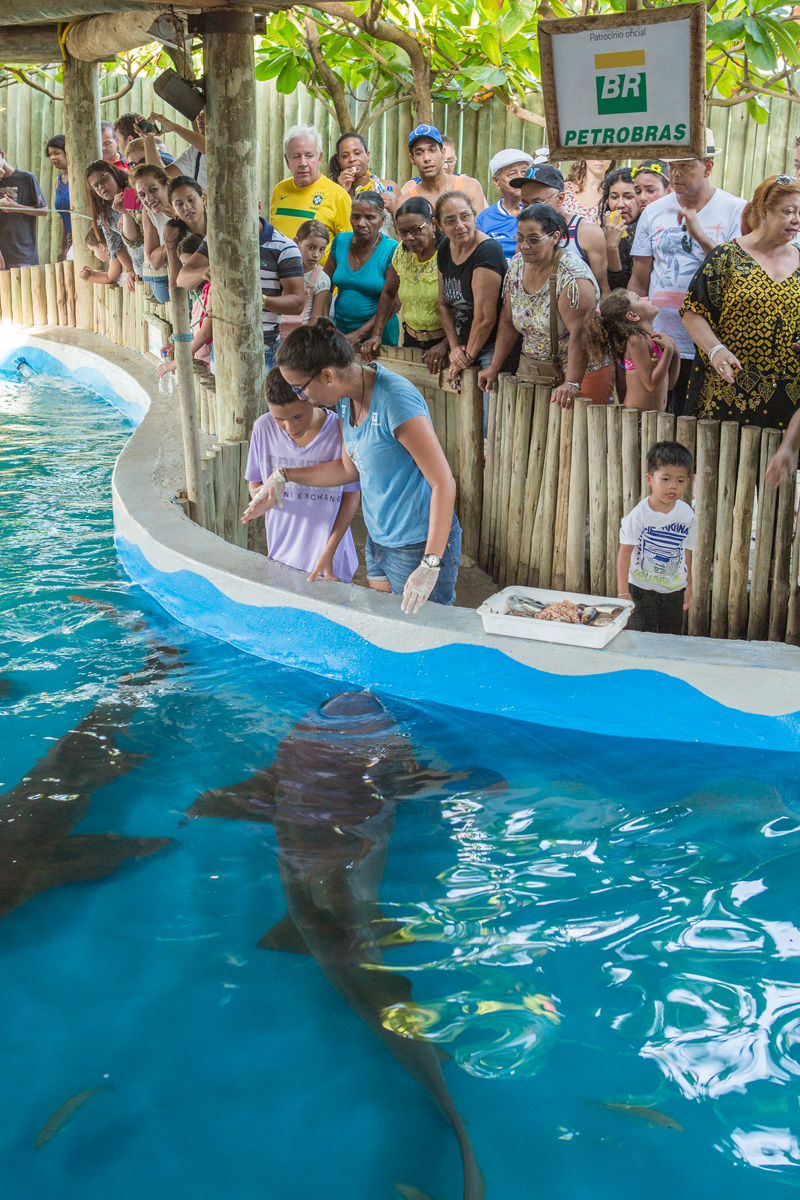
<box><xmin>46</xmin><ymin>135</ymin><xmax>71</xmax><ymax>262</ymax></box>
<box><xmin>325</xmin><ymin>191</ymin><xmax>399</xmax><ymax>349</ymax></box>
<box><xmin>242</xmin><ymin>318</ymin><xmax>461</xmax><ymax>614</ymax></box>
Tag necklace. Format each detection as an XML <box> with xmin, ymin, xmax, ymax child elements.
<box><xmin>351</xmin><ymin>235</ymin><xmax>380</xmax><ymax>269</ymax></box>
<box><xmin>349</xmin><ymin>365</ymin><xmax>368</xmax><ymax>426</ymax></box>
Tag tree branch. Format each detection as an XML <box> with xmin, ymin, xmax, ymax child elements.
<box><xmin>100</xmin><ymin>52</ymin><xmax>157</xmax><ymax>105</ymax></box>
<box><xmin>304</xmin><ymin>15</ymin><xmax>352</xmax><ymax>131</ymax></box>
<box><xmin>358</xmin><ymin>92</ymin><xmax>407</xmax><ymax>131</ymax></box>
<box><xmin>8</xmin><ymin>68</ymin><xmax>60</xmax><ymax>101</ymax></box>
<box><xmin>505</xmin><ymin>99</ymin><xmax>547</xmax><ymax>128</ymax></box>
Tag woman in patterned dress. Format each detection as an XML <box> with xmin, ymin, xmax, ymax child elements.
<box><xmin>477</xmin><ymin>203</ymin><xmax>608</xmax><ymax>409</ymax></box>
<box><xmin>680</xmin><ymin>174</ymin><xmax>800</xmax><ymax>429</ymax></box>
<box><xmin>562</xmin><ymin>158</ymin><xmax>615</xmax><ymax>222</ymax></box>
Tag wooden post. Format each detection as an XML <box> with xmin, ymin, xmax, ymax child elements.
<box><xmin>169</xmin><ymin>287</ymin><xmax>206</xmax><ymax>528</ymax></box>
<box><xmin>518</xmin><ymin>385</ymin><xmax>551</xmax><ymax>585</ymax></box>
<box><xmin>64</xmin><ymin>261</ymin><xmax>77</xmax><ymax>326</ymax></box>
<box><xmin>605</xmin><ymin>405</ymin><xmax>623</xmax><ymax>597</ymax></box>
<box><xmin>505</xmin><ymin>381</ymin><xmax>534</xmax><ymax>584</ymax></box>
<box><xmin>63</xmin><ymin>56</ymin><xmax>100</xmax><ymax>331</ymax></box>
<box><xmin>0</xmin><ymin>269</ymin><xmax>11</xmax><ymax>324</ymax></box>
<box><xmin>688</xmin><ymin>420</ymin><xmax>719</xmax><ymax>638</ymax></box>
<box><xmin>621</xmin><ymin>408</ymin><xmax>639</xmax><ymax>516</ymax></box>
<box><xmin>44</xmin><ymin>264</ymin><xmax>57</xmax><ymax>326</ymax></box>
<box><xmin>459</xmin><ymin>367</ymin><xmax>483</xmax><ymax>561</ymax></box>
<box><xmin>10</xmin><ymin>268</ymin><xmax>22</xmax><ymax>324</ymax></box>
<box><xmin>587</xmin><ymin>403</ymin><xmax>608</xmax><ymax>596</ymax></box>
<box><xmin>551</xmin><ymin>405</ymin><xmax>573</xmax><ymax>592</ymax></box>
<box><xmin>747</xmin><ymin>428</ymin><xmax>780</xmax><ymax>641</ymax></box>
<box><xmin>20</xmin><ymin>267</ymin><xmax>34</xmax><ymax>327</ymax></box>
<box><xmin>728</xmin><ymin>424</ymin><xmax>760</xmax><ymax>640</ymax></box>
<box><xmin>479</xmin><ymin>390</ymin><xmax>498</xmax><ymax>572</ymax></box>
<box><xmin>768</xmin><ymin>472</ymin><xmax>795</xmax><ymax>643</ymax></box>
<box><xmin>203</xmin><ymin>8</ymin><xmax>265</xmax><ymax>440</ymax></box>
<box><xmin>532</xmin><ymin>401</ymin><xmax>562</xmax><ymax>589</ymax></box>
<box><xmin>709</xmin><ymin>422</ymin><xmax>739</xmax><ymax>638</ymax></box>
<box><xmin>565</xmin><ymin>399</ymin><xmax>590</xmax><ymax>593</ymax></box>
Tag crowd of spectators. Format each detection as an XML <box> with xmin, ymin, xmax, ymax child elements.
<box><xmin>2</xmin><ymin>110</ymin><xmax>800</xmax><ymax>618</ymax></box>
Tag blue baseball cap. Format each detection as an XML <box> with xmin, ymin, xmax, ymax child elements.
<box><xmin>408</xmin><ymin>124</ymin><xmax>443</xmax><ymax>149</ymax></box>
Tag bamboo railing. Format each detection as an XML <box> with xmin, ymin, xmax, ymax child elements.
<box><xmin>1</xmin><ymin>267</ymin><xmax>798</xmax><ymax>645</ymax></box>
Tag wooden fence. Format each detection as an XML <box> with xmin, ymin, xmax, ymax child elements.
<box><xmin>1</xmin><ymin>267</ymin><xmax>798</xmax><ymax>646</ymax></box>
<box><xmin>1</xmin><ymin>69</ymin><xmax>799</xmax><ymax>269</ymax></box>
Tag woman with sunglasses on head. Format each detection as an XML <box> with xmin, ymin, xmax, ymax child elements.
<box><xmin>681</xmin><ymin>174</ymin><xmax>800</xmax><ymax>428</ymax></box>
<box><xmin>242</xmin><ymin>318</ymin><xmax>461</xmax><ymax>614</ymax></box>
<box><xmin>84</xmin><ymin>160</ymin><xmax>134</xmax><ymax>277</ymax></box>
<box><xmin>477</xmin><ymin>204</ymin><xmax>604</xmax><ymax>410</ymax></box>
<box><xmin>361</xmin><ymin>197</ymin><xmax>448</xmax><ymax>372</ymax></box>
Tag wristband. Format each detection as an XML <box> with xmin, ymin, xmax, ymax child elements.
<box><xmin>618</xmin><ymin>592</ymin><xmax>632</xmax><ymax>598</ymax></box>
<box><xmin>563</xmin><ymin>381</ymin><xmax>581</xmax><ymax>390</ymax></box>
<box><xmin>461</xmin><ymin>346</ymin><xmax>474</xmax><ymax>363</ymax></box>
<box><xmin>708</xmin><ymin>343</ymin><xmax>726</xmax><ymax>363</ymax></box>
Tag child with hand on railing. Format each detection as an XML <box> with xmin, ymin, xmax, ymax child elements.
<box><xmin>80</xmin><ymin>227</ymin><xmax>126</xmax><ymax>288</ymax></box>
<box><xmin>584</xmin><ymin>289</ymin><xmax>679</xmax><ymax>411</ymax></box>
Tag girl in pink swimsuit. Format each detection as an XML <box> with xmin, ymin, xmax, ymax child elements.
<box><xmin>584</xmin><ymin>289</ymin><xmax>680</xmax><ymax>411</ymax></box>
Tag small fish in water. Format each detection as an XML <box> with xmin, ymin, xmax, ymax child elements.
<box><xmin>395</xmin><ymin>1185</ymin><xmax>437</xmax><ymax>1200</ymax></box>
<box><xmin>599</xmin><ymin>1102</ymin><xmax>683</xmax><ymax>1130</ymax></box>
<box><xmin>35</xmin><ymin>1082</ymin><xmax>114</xmax><ymax>1149</ymax></box>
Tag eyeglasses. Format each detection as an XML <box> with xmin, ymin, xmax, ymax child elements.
<box><xmin>515</xmin><ymin>233</ymin><xmax>554</xmax><ymax>246</ymax></box>
<box><xmin>90</xmin><ymin>172</ymin><xmax>111</xmax><ymax>191</ymax></box>
<box><xmin>397</xmin><ymin>223</ymin><xmax>429</xmax><ymax>238</ymax></box>
<box><xmin>290</xmin><ymin>371</ymin><xmax>319</xmax><ymax>399</ymax></box>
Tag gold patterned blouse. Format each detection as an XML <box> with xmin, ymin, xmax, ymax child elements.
<box><xmin>680</xmin><ymin>239</ymin><xmax>800</xmax><ymax>428</ymax></box>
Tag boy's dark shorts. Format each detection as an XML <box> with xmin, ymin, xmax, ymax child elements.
<box><xmin>629</xmin><ymin>583</ymin><xmax>685</xmax><ymax>635</ymax></box>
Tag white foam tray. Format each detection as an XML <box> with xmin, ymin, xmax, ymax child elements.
<box><xmin>477</xmin><ymin>585</ymin><xmax>634</xmax><ymax>649</ymax></box>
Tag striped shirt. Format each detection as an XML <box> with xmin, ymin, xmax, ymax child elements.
<box><xmin>197</xmin><ymin>221</ymin><xmax>304</xmax><ymax>344</ymax></box>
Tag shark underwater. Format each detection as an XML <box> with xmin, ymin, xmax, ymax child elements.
<box><xmin>188</xmin><ymin>691</ymin><xmax>507</xmax><ymax>1200</ymax></box>
<box><xmin>0</xmin><ymin>654</ymin><xmax>173</xmax><ymax>924</ymax></box>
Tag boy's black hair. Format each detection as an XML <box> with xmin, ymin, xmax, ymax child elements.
<box><xmin>646</xmin><ymin>440</ymin><xmax>694</xmax><ymax>474</ymax></box>
<box><xmin>265</xmin><ymin>365</ymin><xmax>302</xmax><ymax>407</ymax></box>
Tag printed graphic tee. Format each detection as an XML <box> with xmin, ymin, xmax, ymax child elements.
<box><xmin>620</xmin><ymin>497</ymin><xmax>696</xmax><ymax>593</ymax></box>
<box><xmin>245</xmin><ymin>408</ymin><xmax>359</xmax><ymax>581</ymax></box>
<box><xmin>631</xmin><ymin>189</ymin><xmax>746</xmax><ymax>358</ymax></box>
<box><xmin>0</xmin><ymin>169</ymin><xmax>47</xmax><ymax>266</ymax></box>
<box><xmin>269</xmin><ymin>174</ymin><xmax>352</xmax><ymax>261</ymax></box>
<box><xmin>437</xmin><ymin>236</ymin><xmax>507</xmax><ymax>346</ymax></box>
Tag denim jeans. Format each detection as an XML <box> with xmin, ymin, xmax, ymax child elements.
<box><xmin>365</xmin><ymin>516</ymin><xmax>462</xmax><ymax>607</ymax></box>
<box><xmin>144</xmin><ymin>273</ymin><xmax>170</xmax><ymax>304</ymax></box>
<box><xmin>264</xmin><ymin>338</ymin><xmax>279</xmax><ymax>372</ymax></box>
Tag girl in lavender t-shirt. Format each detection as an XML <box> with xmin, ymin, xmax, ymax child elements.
<box><xmin>244</xmin><ymin>368</ymin><xmax>360</xmax><ymax>582</ymax></box>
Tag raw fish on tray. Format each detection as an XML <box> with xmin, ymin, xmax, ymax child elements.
<box><xmin>506</xmin><ymin>596</ymin><xmax>625</xmax><ymax>628</ymax></box>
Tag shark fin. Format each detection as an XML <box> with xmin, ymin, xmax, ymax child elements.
<box><xmin>36</xmin><ymin>833</ymin><xmax>172</xmax><ymax>890</ymax></box>
<box><xmin>187</xmin><ymin>769</ymin><xmax>278</xmax><ymax>823</ymax></box>
<box><xmin>257</xmin><ymin>912</ymin><xmax>311</xmax><ymax>955</ymax></box>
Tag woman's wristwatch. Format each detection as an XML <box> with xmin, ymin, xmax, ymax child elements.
<box><xmin>421</xmin><ymin>554</ymin><xmax>442</xmax><ymax>569</ymax></box>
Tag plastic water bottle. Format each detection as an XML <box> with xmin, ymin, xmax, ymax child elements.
<box><xmin>159</xmin><ymin>347</ymin><xmax>175</xmax><ymax>396</ymax></box>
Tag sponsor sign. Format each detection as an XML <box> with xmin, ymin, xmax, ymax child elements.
<box><xmin>538</xmin><ymin>3</ymin><xmax>706</xmax><ymax>161</ymax></box>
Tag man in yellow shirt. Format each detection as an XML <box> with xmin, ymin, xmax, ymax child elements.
<box><xmin>270</xmin><ymin>124</ymin><xmax>352</xmax><ymax>259</ymax></box>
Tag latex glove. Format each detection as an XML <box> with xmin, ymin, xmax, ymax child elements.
<box><xmin>241</xmin><ymin>470</ymin><xmax>285</xmax><ymax>523</ymax></box>
<box><xmin>401</xmin><ymin>562</ymin><xmax>440</xmax><ymax>615</ymax></box>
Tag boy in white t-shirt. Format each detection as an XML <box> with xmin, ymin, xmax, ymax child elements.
<box><xmin>618</xmin><ymin>441</ymin><xmax>696</xmax><ymax>635</ymax></box>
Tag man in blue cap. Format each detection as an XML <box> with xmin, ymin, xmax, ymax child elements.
<box><xmin>399</xmin><ymin>125</ymin><xmax>486</xmax><ymax>213</ymax></box>
<box><xmin>512</xmin><ymin>163</ymin><xmax>608</xmax><ymax>295</ymax></box>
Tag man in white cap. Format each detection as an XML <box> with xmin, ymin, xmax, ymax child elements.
<box><xmin>629</xmin><ymin>129</ymin><xmax>746</xmax><ymax>415</ymax></box>
<box><xmin>475</xmin><ymin>148</ymin><xmax>533</xmax><ymax>257</ymax></box>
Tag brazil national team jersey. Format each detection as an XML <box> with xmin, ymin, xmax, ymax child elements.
<box><xmin>269</xmin><ymin>175</ymin><xmax>352</xmax><ymax>262</ymax></box>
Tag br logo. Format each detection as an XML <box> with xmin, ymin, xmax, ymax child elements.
<box><xmin>594</xmin><ymin>50</ymin><xmax>647</xmax><ymax>115</ymax></box>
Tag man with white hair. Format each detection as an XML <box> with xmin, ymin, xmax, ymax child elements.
<box><xmin>475</xmin><ymin>148</ymin><xmax>533</xmax><ymax>257</ymax></box>
<box><xmin>270</xmin><ymin>124</ymin><xmax>351</xmax><ymax>258</ymax></box>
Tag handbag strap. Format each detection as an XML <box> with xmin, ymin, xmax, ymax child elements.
<box><xmin>548</xmin><ymin>250</ymin><xmax>563</xmax><ymax>363</ymax></box>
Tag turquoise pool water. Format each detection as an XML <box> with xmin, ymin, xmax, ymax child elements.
<box><xmin>3</xmin><ymin>369</ymin><xmax>800</xmax><ymax>1199</ymax></box>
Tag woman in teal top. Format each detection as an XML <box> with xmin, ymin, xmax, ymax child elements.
<box><xmin>326</xmin><ymin>191</ymin><xmax>399</xmax><ymax>348</ymax></box>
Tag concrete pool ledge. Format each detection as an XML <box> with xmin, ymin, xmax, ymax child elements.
<box><xmin>4</xmin><ymin>326</ymin><xmax>800</xmax><ymax>751</ymax></box>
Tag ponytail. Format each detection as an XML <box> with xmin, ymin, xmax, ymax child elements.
<box><xmin>584</xmin><ymin>288</ymin><xmax>645</xmax><ymax>364</ymax></box>
<box><xmin>276</xmin><ymin>316</ymin><xmax>354</xmax><ymax>374</ymax></box>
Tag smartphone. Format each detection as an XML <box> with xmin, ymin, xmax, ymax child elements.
<box><xmin>123</xmin><ymin>187</ymin><xmax>141</xmax><ymax>211</ymax></box>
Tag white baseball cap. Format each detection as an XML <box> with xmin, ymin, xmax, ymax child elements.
<box><xmin>489</xmin><ymin>148</ymin><xmax>533</xmax><ymax>176</ymax></box>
